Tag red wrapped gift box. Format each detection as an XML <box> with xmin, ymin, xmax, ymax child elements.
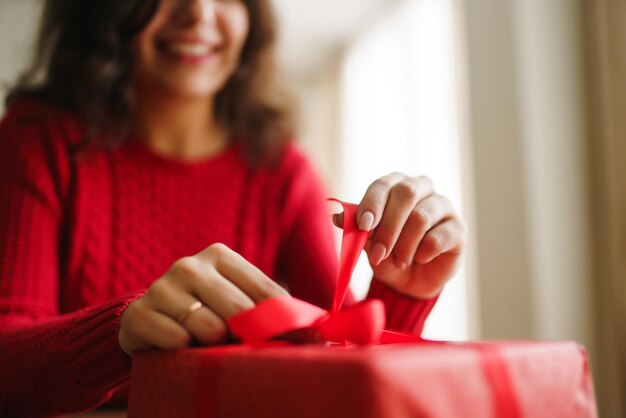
<box><xmin>127</xmin><ymin>202</ymin><xmax>597</xmax><ymax>417</ymax></box>
<box><xmin>128</xmin><ymin>341</ymin><xmax>596</xmax><ymax>418</ymax></box>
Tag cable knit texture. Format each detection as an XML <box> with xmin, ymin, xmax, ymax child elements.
<box><xmin>0</xmin><ymin>100</ymin><xmax>437</xmax><ymax>417</ymax></box>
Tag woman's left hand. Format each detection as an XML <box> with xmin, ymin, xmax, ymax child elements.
<box><xmin>333</xmin><ymin>173</ymin><xmax>466</xmax><ymax>299</ymax></box>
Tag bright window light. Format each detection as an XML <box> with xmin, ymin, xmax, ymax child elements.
<box><xmin>340</xmin><ymin>0</ymin><xmax>468</xmax><ymax>341</ymax></box>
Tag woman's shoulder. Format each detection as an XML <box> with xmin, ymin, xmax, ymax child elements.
<box><xmin>0</xmin><ymin>98</ymin><xmax>85</xmax><ymax>148</ymax></box>
<box><xmin>0</xmin><ymin>99</ymin><xmax>85</xmax><ymax>191</ymax></box>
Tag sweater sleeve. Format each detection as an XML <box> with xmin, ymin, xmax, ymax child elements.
<box><xmin>276</xmin><ymin>145</ymin><xmax>438</xmax><ymax>335</ymax></box>
<box><xmin>366</xmin><ymin>278</ymin><xmax>438</xmax><ymax>335</ymax></box>
<box><xmin>0</xmin><ymin>103</ymin><xmax>141</xmax><ymax>417</ymax></box>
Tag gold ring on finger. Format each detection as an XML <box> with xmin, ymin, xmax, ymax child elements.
<box><xmin>177</xmin><ymin>301</ymin><xmax>203</xmax><ymax>324</ymax></box>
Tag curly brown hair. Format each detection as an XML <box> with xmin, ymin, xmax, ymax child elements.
<box><xmin>6</xmin><ymin>0</ymin><xmax>294</xmax><ymax>165</ymax></box>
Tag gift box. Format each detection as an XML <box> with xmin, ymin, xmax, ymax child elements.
<box><xmin>128</xmin><ymin>340</ymin><xmax>595</xmax><ymax>418</ymax></box>
<box><xmin>127</xmin><ymin>202</ymin><xmax>597</xmax><ymax>418</ymax></box>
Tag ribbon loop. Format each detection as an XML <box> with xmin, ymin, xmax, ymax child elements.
<box><xmin>228</xmin><ymin>296</ymin><xmax>326</xmax><ymax>344</ymax></box>
<box><xmin>318</xmin><ymin>299</ymin><xmax>385</xmax><ymax>345</ymax></box>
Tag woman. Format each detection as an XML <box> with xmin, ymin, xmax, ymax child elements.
<box><xmin>0</xmin><ymin>0</ymin><xmax>466</xmax><ymax>416</ymax></box>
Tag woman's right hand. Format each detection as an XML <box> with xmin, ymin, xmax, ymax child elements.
<box><xmin>118</xmin><ymin>243</ymin><xmax>289</xmax><ymax>356</ymax></box>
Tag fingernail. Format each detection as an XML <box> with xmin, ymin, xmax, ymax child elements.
<box><xmin>359</xmin><ymin>211</ymin><xmax>375</xmax><ymax>231</ymax></box>
<box><xmin>370</xmin><ymin>242</ymin><xmax>387</xmax><ymax>266</ymax></box>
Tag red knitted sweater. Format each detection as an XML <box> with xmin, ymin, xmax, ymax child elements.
<box><xmin>0</xmin><ymin>100</ymin><xmax>437</xmax><ymax>417</ymax></box>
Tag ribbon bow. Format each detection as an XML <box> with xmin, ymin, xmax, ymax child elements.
<box><xmin>228</xmin><ymin>200</ymin><xmax>419</xmax><ymax>345</ymax></box>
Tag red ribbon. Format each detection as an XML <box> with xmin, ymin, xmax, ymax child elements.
<box><xmin>228</xmin><ymin>200</ymin><xmax>394</xmax><ymax>345</ymax></box>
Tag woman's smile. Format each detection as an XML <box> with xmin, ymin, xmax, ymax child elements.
<box><xmin>134</xmin><ymin>0</ymin><xmax>249</xmax><ymax>98</ymax></box>
<box><xmin>157</xmin><ymin>36</ymin><xmax>224</xmax><ymax>64</ymax></box>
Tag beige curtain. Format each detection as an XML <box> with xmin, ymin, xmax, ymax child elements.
<box><xmin>584</xmin><ymin>1</ymin><xmax>626</xmax><ymax>417</ymax></box>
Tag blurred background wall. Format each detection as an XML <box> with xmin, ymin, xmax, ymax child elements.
<box><xmin>0</xmin><ymin>0</ymin><xmax>623</xmax><ymax>416</ymax></box>
<box><xmin>584</xmin><ymin>1</ymin><xmax>626</xmax><ymax>416</ymax></box>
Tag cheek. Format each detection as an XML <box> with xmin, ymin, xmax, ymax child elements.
<box><xmin>226</xmin><ymin>5</ymin><xmax>250</xmax><ymax>56</ymax></box>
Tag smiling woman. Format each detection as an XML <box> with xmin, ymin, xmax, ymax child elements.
<box><xmin>0</xmin><ymin>0</ymin><xmax>466</xmax><ymax>416</ymax></box>
<box><xmin>131</xmin><ymin>0</ymin><xmax>251</xmax><ymax>161</ymax></box>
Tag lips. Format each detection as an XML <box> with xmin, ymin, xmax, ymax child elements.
<box><xmin>157</xmin><ymin>39</ymin><xmax>223</xmax><ymax>61</ymax></box>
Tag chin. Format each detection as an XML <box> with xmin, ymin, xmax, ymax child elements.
<box><xmin>163</xmin><ymin>78</ymin><xmax>228</xmax><ymax>100</ymax></box>
<box><xmin>174</xmin><ymin>86</ymin><xmax>223</xmax><ymax>99</ymax></box>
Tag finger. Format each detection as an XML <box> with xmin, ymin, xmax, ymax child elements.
<box><xmin>358</xmin><ymin>175</ymin><xmax>434</xmax><ymax>234</ymax></box>
<box><xmin>415</xmin><ymin>217</ymin><xmax>466</xmax><ymax>264</ymax></box>
<box><xmin>183</xmin><ymin>306</ymin><xmax>229</xmax><ymax>345</ymax></box>
<box><xmin>392</xmin><ymin>195</ymin><xmax>457</xmax><ymax>267</ymax></box>
<box><xmin>332</xmin><ymin>212</ymin><xmax>344</xmax><ymax>229</ymax></box>
<box><xmin>356</xmin><ymin>172</ymin><xmax>406</xmax><ymax>232</ymax></box>
<box><xmin>191</xmin><ymin>269</ymin><xmax>256</xmax><ymax>319</ymax></box>
<box><xmin>334</xmin><ymin>212</ymin><xmax>376</xmax><ymax>243</ymax></box>
<box><xmin>334</xmin><ymin>212</ymin><xmax>374</xmax><ymax>239</ymax></box>
<box><xmin>168</xmin><ymin>256</ymin><xmax>256</xmax><ymax>319</ymax></box>
<box><xmin>123</xmin><ymin>301</ymin><xmax>192</xmax><ymax>351</ymax></box>
<box><xmin>147</xmin><ymin>280</ymin><xmax>229</xmax><ymax>345</ymax></box>
<box><xmin>199</xmin><ymin>243</ymin><xmax>288</xmax><ymax>302</ymax></box>
<box><xmin>368</xmin><ymin>179</ymin><xmax>426</xmax><ymax>265</ymax></box>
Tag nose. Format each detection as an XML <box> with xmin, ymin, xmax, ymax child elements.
<box><xmin>171</xmin><ymin>0</ymin><xmax>217</xmax><ymax>27</ymax></box>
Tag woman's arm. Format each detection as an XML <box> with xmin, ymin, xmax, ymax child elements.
<box><xmin>0</xmin><ymin>104</ymin><xmax>139</xmax><ymax>417</ymax></box>
<box><xmin>1</xmin><ymin>297</ymin><xmax>140</xmax><ymax>416</ymax></box>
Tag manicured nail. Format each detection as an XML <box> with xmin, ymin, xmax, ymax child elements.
<box><xmin>370</xmin><ymin>242</ymin><xmax>387</xmax><ymax>266</ymax></box>
<box><xmin>359</xmin><ymin>211</ymin><xmax>375</xmax><ymax>231</ymax></box>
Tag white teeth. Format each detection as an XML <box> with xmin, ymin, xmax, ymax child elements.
<box><xmin>166</xmin><ymin>43</ymin><xmax>213</xmax><ymax>57</ymax></box>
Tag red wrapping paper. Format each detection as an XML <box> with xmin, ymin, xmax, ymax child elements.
<box><xmin>128</xmin><ymin>341</ymin><xmax>595</xmax><ymax>418</ymax></box>
<box><xmin>128</xmin><ymin>201</ymin><xmax>597</xmax><ymax>417</ymax></box>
